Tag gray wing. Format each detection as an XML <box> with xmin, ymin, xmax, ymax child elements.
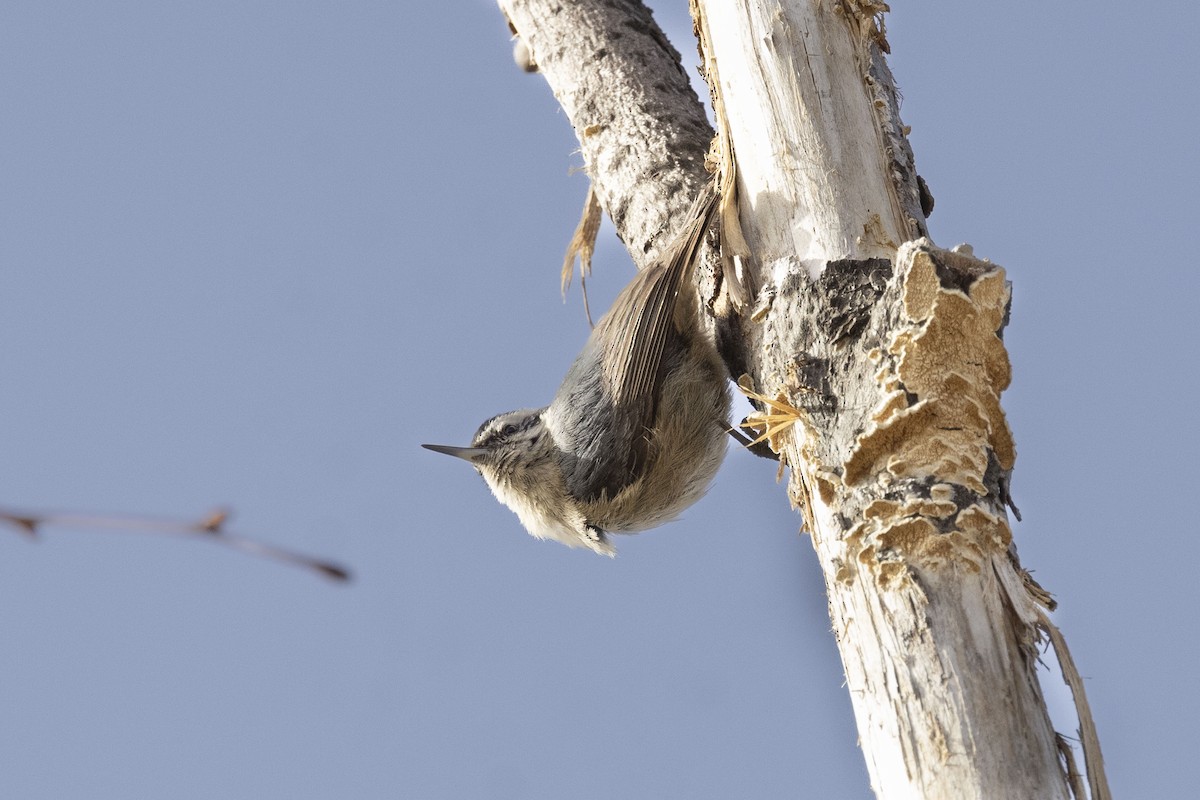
<box><xmin>600</xmin><ymin>179</ymin><xmax>719</xmax><ymax>407</ymax></box>
<box><xmin>549</xmin><ymin>179</ymin><xmax>719</xmax><ymax>504</ymax></box>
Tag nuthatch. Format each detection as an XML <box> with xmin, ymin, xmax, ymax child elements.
<box><xmin>423</xmin><ymin>181</ymin><xmax>729</xmax><ymax>556</ymax></box>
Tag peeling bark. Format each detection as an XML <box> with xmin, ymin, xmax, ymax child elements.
<box><xmin>754</xmin><ymin>240</ymin><xmax>1067</xmax><ymax>798</ymax></box>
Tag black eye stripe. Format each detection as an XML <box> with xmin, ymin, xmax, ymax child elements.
<box><xmin>472</xmin><ymin>410</ymin><xmax>544</xmax><ymax>447</ymax></box>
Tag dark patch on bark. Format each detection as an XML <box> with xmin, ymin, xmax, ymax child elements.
<box><xmin>983</xmin><ymin>450</ymin><xmax>1019</xmax><ymax>520</ymax></box>
<box><xmin>927</xmin><ymin>250</ymin><xmax>977</xmax><ymax>296</ymax></box>
<box><xmin>818</xmin><ymin>257</ymin><xmax>892</xmax><ymax>346</ymax></box>
<box><xmin>789</xmin><ymin>353</ymin><xmax>836</xmax><ymax>413</ymax></box>
<box><xmin>998</xmin><ymin>285</ymin><xmax>1012</xmax><ymax>339</ymax></box>
<box><xmin>918</xmin><ymin>174</ymin><xmax>935</xmax><ymax>218</ymax></box>
<box><xmin>924</xmin><ymin>247</ymin><xmax>1011</xmax><ymax>300</ymax></box>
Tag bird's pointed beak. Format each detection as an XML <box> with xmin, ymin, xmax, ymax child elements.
<box><xmin>421</xmin><ymin>443</ymin><xmax>489</xmax><ymax>463</ymax></box>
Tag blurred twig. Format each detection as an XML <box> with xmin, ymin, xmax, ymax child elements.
<box><xmin>0</xmin><ymin>506</ymin><xmax>350</xmax><ymax>582</ymax></box>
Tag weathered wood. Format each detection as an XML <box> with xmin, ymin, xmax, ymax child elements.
<box><xmin>692</xmin><ymin>4</ymin><xmax>1069</xmax><ymax>795</ymax></box>
<box><xmin>496</xmin><ymin>1</ymin><xmax>1104</xmax><ymax>797</ymax></box>
<box><xmin>499</xmin><ymin>0</ymin><xmax>713</xmax><ymax>269</ymax></box>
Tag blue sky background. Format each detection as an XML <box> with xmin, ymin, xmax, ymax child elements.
<box><xmin>1</xmin><ymin>2</ymin><xmax>1195</xmax><ymax>798</ymax></box>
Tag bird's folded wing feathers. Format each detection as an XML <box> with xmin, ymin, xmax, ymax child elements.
<box><xmin>598</xmin><ymin>178</ymin><xmax>720</xmax><ymax>407</ymax></box>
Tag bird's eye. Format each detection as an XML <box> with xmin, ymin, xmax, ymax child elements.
<box><xmin>501</xmin><ymin>424</ymin><xmax>518</xmax><ymax>437</ymax></box>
